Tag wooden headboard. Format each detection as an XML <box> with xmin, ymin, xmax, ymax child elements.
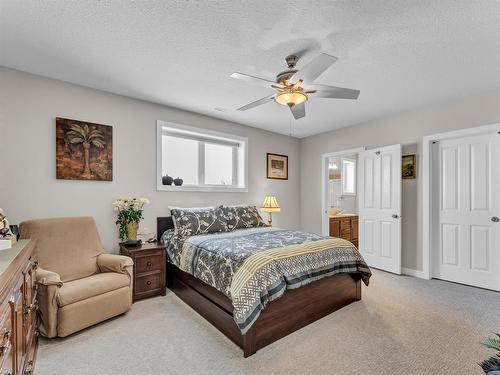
<box><xmin>157</xmin><ymin>217</ymin><xmax>174</xmax><ymax>240</ymax></box>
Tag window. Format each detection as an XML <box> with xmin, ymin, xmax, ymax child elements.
<box><xmin>341</xmin><ymin>158</ymin><xmax>356</xmax><ymax>195</ymax></box>
<box><xmin>157</xmin><ymin>121</ymin><xmax>247</xmax><ymax>191</ymax></box>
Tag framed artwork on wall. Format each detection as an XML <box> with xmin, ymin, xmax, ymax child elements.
<box><xmin>56</xmin><ymin>117</ymin><xmax>113</xmax><ymax>181</ymax></box>
<box><xmin>267</xmin><ymin>153</ymin><xmax>288</xmax><ymax>180</ymax></box>
<box><xmin>402</xmin><ymin>154</ymin><xmax>416</xmax><ymax>179</ymax></box>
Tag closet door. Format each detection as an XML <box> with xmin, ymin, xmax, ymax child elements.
<box><xmin>358</xmin><ymin>144</ymin><xmax>402</xmax><ymax>274</ymax></box>
<box><xmin>435</xmin><ymin>133</ymin><xmax>500</xmax><ymax>291</ymax></box>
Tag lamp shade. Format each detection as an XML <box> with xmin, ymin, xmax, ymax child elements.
<box><xmin>261</xmin><ymin>196</ymin><xmax>281</xmax><ymax>213</ymax></box>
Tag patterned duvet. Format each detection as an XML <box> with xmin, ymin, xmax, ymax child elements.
<box><xmin>162</xmin><ymin>227</ymin><xmax>371</xmax><ymax>334</ymax></box>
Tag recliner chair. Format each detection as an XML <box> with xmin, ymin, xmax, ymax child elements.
<box><xmin>19</xmin><ymin>217</ymin><xmax>133</xmax><ymax>338</ymax></box>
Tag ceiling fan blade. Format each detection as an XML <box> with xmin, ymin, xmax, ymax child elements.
<box><xmin>290</xmin><ymin>102</ymin><xmax>306</xmax><ymax>120</ymax></box>
<box><xmin>237</xmin><ymin>94</ymin><xmax>276</xmax><ymax>111</ymax></box>
<box><xmin>230</xmin><ymin>72</ymin><xmax>279</xmax><ymax>89</ymax></box>
<box><xmin>291</xmin><ymin>53</ymin><xmax>338</xmax><ymax>84</ymax></box>
<box><xmin>308</xmin><ymin>84</ymin><xmax>360</xmax><ymax>99</ymax></box>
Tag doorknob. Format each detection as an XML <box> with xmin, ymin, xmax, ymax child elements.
<box><xmin>392</xmin><ymin>214</ymin><xmax>400</xmax><ymax>219</ymax></box>
<box><xmin>492</xmin><ymin>216</ymin><xmax>500</xmax><ymax>222</ymax></box>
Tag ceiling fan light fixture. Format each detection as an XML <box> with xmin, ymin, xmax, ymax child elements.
<box><xmin>275</xmin><ymin>90</ymin><xmax>307</xmax><ymax>107</ymax></box>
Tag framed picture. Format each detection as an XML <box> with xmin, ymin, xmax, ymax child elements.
<box><xmin>402</xmin><ymin>154</ymin><xmax>416</xmax><ymax>179</ymax></box>
<box><xmin>267</xmin><ymin>153</ymin><xmax>288</xmax><ymax>180</ymax></box>
<box><xmin>56</xmin><ymin>117</ymin><xmax>113</xmax><ymax>181</ymax></box>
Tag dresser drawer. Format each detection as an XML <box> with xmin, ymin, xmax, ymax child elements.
<box><xmin>0</xmin><ymin>302</ymin><xmax>12</xmax><ymax>375</ymax></box>
<box><xmin>135</xmin><ymin>273</ymin><xmax>162</xmax><ymax>294</ymax></box>
<box><xmin>135</xmin><ymin>252</ymin><xmax>164</xmax><ymax>274</ymax></box>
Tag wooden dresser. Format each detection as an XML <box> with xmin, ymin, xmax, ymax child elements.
<box><xmin>0</xmin><ymin>240</ymin><xmax>38</xmax><ymax>375</ymax></box>
<box><xmin>329</xmin><ymin>215</ymin><xmax>359</xmax><ymax>247</ymax></box>
<box><xmin>120</xmin><ymin>242</ymin><xmax>166</xmax><ymax>302</ymax></box>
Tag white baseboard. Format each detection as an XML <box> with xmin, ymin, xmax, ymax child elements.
<box><xmin>402</xmin><ymin>267</ymin><xmax>426</xmax><ymax>279</ymax></box>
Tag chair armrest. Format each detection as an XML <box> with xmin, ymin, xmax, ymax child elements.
<box><xmin>36</xmin><ymin>267</ymin><xmax>63</xmax><ymax>287</ymax></box>
<box><xmin>35</xmin><ymin>267</ymin><xmax>62</xmax><ymax>338</ymax></box>
<box><xmin>97</xmin><ymin>253</ymin><xmax>133</xmax><ymax>274</ymax></box>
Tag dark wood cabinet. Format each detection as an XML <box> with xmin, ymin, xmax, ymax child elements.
<box><xmin>329</xmin><ymin>215</ymin><xmax>358</xmax><ymax>247</ymax></box>
<box><xmin>120</xmin><ymin>242</ymin><xmax>166</xmax><ymax>302</ymax></box>
<box><xmin>0</xmin><ymin>240</ymin><xmax>38</xmax><ymax>375</ymax></box>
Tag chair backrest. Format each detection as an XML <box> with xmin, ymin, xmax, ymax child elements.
<box><xmin>19</xmin><ymin>217</ymin><xmax>103</xmax><ymax>282</ymax></box>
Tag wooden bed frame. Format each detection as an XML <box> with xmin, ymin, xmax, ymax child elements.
<box><xmin>158</xmin><ymin>217</ymin><xmax>362</xmax><ymax>357</ymax></box>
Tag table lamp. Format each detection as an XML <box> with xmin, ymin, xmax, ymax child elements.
<box><xmin>261</xmin><ymin>196</ymin><xmax>280</xmax><ymax>226</ymax></box>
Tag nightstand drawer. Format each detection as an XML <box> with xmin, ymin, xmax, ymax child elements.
<box><xmin>135</xmin><ymin>253</ymin><xmax>163</xmax><ymax>274</ymax></box>
<box><xmin>135</xmin><ymin>273</ymin><xmax>162</xmax><ymax>293</ymax></box>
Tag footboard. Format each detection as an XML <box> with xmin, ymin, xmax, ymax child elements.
<box><xmin>167</xmin><ymin>264</ymin><xmax>361</xmax><ymax>357</ymax></box>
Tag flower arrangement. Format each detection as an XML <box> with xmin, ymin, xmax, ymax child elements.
<box><xmin>113</xmin><ymin>197</ymin><xmax>150</xmax><ymax>241</ymax></box>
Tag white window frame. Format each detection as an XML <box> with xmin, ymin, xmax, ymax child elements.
<box><xmin>341</xmin><ymin>157</ymin><xmax>357</xmax><ymax>196</ymax></box>
<box><xmin>156</xmin><ymin>121</ymin><xmax>248</xmax><ymax>192</ymax></box>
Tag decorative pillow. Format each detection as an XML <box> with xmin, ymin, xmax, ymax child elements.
<box><xmin>222</xmin><ymin>205</ymin><xmax>268</xmax><ymax>231</ymax></box>
<box><xmin>170</xmin><ymin>206</ymin><xmax>228</xmax><ymax>236</ymax></box>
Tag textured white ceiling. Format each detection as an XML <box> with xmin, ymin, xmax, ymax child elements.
<box><xmin>1</xmin><ymin>1</ymin><xmax>500</xmax><ymax>138</ymax></box>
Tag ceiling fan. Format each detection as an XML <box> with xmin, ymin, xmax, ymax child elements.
<box><xmin>230</xmin><ymin>53</ymin><xmax>360</xmax><ymax>120</ymax></box>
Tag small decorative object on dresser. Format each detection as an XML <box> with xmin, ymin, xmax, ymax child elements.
<box><xmin>260</xmin><ymin>196</ymin><xmax>281</xmax><ymax>226</ymax></box>
<box><xmin>120</xmin><ymin>242</ymin><xmax>166</xmax><ymax>302</ymax></box>
<box><xmin>267</xmin><ymin>153</ymin><xmax>288</xmax><ymax>180</ymax></box>
<box><xmin>56</xmin><ymin>117</ymin><xmax>113</xmax><ymax>181</ymax></box>
<box><xmin>0</xmin><ymin>208</ymin><xmax>16</xmax><ymax>250</ymax></box>
<box><xmin>113</xmin><ymin>197</ymin><xmax>150</xmax><ymax>241</ymax></box>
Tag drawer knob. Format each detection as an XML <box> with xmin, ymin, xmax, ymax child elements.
<box><xmin>0</xmin><ymin>341</ymin><xmax>10</xmax><ymax>356</ymax></box>
<box><xmin>146</xmin><ymin>280</ymin><xmax>152</xmax><ymax>286</ymax></box>
<box><xmin>23</xmin><ymin>302</ymin><xmax>38</xmax><ymax>317</ymax></box>
<box><xmin>146</xmin><ymin>261</ymin><xmax>152</xmax><ymax>267</ymax></box>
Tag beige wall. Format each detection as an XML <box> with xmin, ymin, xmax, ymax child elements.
<box><xmin>0</xmin><ymin>68</ymin><xmax>301</xmax><ymax>252</ymax></box>
<box><xmin>300</xmin><ymin>90</ymin><xmax>500</xmax><ymax>271</ymax></box>
<box><xmin>2</xmin><ymin>67</ymin><xmax>499</xmax><ymax>271</ymax></box>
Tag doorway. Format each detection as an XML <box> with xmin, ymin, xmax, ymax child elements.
<box><xmin>321</xmin><ymin>148</ymin><xmax>365</xmax><ymax>239</ymax></box>
<box><xmin>322</xmin><ymin>144</ymin><xmax>403</xmax><ymax>274</ymax></box>
<box><xmin>423</xmin><ymin>123</ymin><xmax>500</xmax><ymax>290</ymax></box>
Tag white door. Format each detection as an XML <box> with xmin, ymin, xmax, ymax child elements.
<box><xmin>358</xmin><ymin>144</ymin><xmax>402</xmax><ymax>274</ymax></box>
<box><xmin>434</xmin><ymin>132</ymin><xmax>500</xmax><ymax>291</ymax></box>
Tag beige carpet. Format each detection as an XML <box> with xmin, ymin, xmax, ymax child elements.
<box><xmin>35</xmin><ymin>270</ymin><xmax>499</xmax><ymax>375</ymax></box>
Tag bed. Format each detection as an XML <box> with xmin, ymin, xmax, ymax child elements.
<box><xmin>158</xmin><ymin>214</ymin><xmax>371</xmax><ymax>357</ymax></box>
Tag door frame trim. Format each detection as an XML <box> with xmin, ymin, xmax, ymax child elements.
<box><xmin>422</xmin><ymin>123</ymin><xmax>500</xmax><ymax>280</ymax></box>
<box><xmin>321</xmin><ymin>147</ymin><xmax>366</xmax><ymax>236</ymax></box>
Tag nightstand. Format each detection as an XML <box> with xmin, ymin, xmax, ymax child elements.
<box><xmin>119</xmin><ymin>242</ymin><xmax>166</xmax><ymax>302</ymax></box>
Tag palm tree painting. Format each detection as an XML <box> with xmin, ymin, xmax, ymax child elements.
<box><xmin>56</xmin><ymin>118</ymin><xmax>113</xmax><ymax>181</ymax></box>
